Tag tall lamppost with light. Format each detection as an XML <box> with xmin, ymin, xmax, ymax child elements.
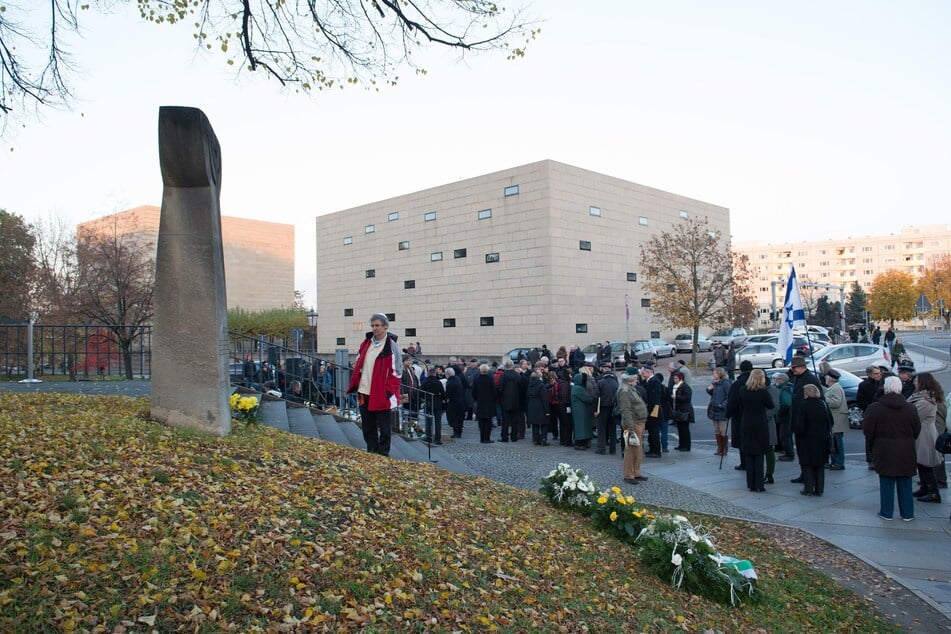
<box><xmin>307</xmin><ymin>309</ymin><xmax>318</xmax><ymax>355</ymax></box>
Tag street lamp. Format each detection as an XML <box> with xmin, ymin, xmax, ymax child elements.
<box><xmin>307</xmin><ymin>309</ymin><xmax>318</xmax><ymax>354</ymax></box>
<box><xmin>20</xmin><ymin>311</ymin><xmax>42</xmax><ymax>384</ymax></box>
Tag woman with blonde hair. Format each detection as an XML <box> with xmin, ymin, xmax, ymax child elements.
<box><xmin>706</xmin><ymin>367</ymin><xmax>732</xmax><ymax>456</ymax></box>
<box><xmin>740</xmin><ymin>369</ymin><xmax>774</xmax><ymax>492</ymax></box>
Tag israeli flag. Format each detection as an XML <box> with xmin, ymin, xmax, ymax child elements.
<box><xmin>777</xmin><ymin>266</ymin><xmax>807</xmax><ymax>364</ymax></box>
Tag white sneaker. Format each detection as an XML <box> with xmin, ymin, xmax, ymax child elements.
<box><xmin>901</xmin><ymin>517</ymin><xmax>914</xmax><ymax>522</ymax></box>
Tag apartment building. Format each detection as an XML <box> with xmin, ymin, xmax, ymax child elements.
<box><xmin>314</xmin><ymin>160</ymin><xmax>730</xmax><ymax>357</ymax></box>
<box><xmin>77</xmin><ymin>206</ymin><xmax>295</xmax><ymax>311</ymax></box>
<box><xmin>735</xmin><ymin>225</ymin><xmax>951</xmax><ymax>328</ymax></box>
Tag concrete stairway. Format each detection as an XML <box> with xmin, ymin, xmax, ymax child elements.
<box><xmin>252</xmin><ymin>393</ymin><xmax>473</xmax><ymax>475</ymax></box>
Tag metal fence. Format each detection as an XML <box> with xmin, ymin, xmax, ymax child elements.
<box><xmin>0</xmin><ymin>323</ymin><xmax>153</xmax><ymax>379</ymax></box>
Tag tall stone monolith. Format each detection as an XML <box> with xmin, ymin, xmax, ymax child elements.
<box><xmin>150</xmin><ymin>106</ymin><xmax>231</xmax><ymax>435</ymax></box>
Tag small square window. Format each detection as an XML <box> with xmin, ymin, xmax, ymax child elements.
<box><xmin>589</xmin><ymin>206</ymin><xmax>601</xmax><ymax>217</ymax></box>
<box><xmin>405</xmin><ymin>328</ymin><xmax>416</xmax><ymax>337</ymax></box>
<box><xmin>431</xmin><ymin>252</ymin><xmax>443</xmax><ymax>262</ymax></box>
<box><xmin>424</xmin><ymin>211</ymin><xmax>437</xmax><ymax>222</ymax></box>
<box><xmin>579</xmin><ymin>240</ymin><xmax>591</xmax><ymax>251</ymax></box>
<box><xmin>336</xmin><ymin>337</ymin><xmax>346</xmax><ymax>346</ymax></box>
<box><xmin>453</xmin><ymin>248</ymin><xmax>467</xmax><ymax>259</ymax></box>
<box><xmin>575</xmin><ymin>323</ymin><xmax>588</xmax><ymax>334</ymax></box>
<box><xmin>398</xmin><ymin>241</ymin><xmax>410</xmax><ymax>250</ymax></box>
<box><xmin>365</xmin><ymin>269</ymin><xmax>375</xmax><ymax>278</ymax></box>
<box><xmin>666</xmin><ymin>284</ymin><xmax>676</xmax><ymax>292</ymax></box>
<box><xmin>404</xmin><ymin>280</ymin><xmax>415</xmax><ymax>289</ymax></box>
<box><xmin>638</xmin><ymin>217</ymin><xmax>648</xmax><ymax>226</ymax></box>
<box><xmin>679</xmin><ymin>210</ymin><xmax>688</xmax><ymax>219</ymax></box>
<box><xmin>478</xmin><ymin>209</ymin><xmax>492</xmax><ymax>220</ymax></box>
<box><xmin>641</xmin><ymin>298</ymin><xmax>651</xmax><ymax>308</ymax></box>
<box><xmin>385</xmin><ymin>313</ymin><xmax>395</xmax><ymax>322</ymax></box>
<box><xmin>480</xmin><ymin>316</ymin><xmax>494</xmax><ymax>327</ymax></box>
<box><xmin>365</xmin><ymin>224</ymin><xmax>375</xmax><ymax>234</ymax></box>
<box><xmin>626</xmin><ymin>272</ymin><xmax>637</xmax><ymax>282</ymax></box>
<box><xmin>485</xmin><ymin>252</ymin><xmax>500</xmax><ymax>263</ymax></box>
<box><xmin>504</xmin><ymin>185</ymin><xmax>519</xmax><ymax>197</ymax></box>
<box><xmin>388</xmin><ymin>211</ymin><xmax>399</xmax><ymax>221</ymax></box>
<box><xmin>344</xmin><ymin>308</ymin><xmax>354</xmax><ymax>317</ymax></box>
<box><xmin>343</xmin><ymin>236</ymin><xmax>353</xmax><ymax>245</ymax></box>
<box><xmin>443</xmin><ymin>318</ymin><xmax>456</xmax><ymax>328</ymax></box>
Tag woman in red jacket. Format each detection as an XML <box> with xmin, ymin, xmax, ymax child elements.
<box><xmin>347</xmin><ymin>313</ymin><xmax>403</xmax><ymax>457</ymax></box>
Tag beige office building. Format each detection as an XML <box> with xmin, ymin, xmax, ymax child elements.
<box><xmin>78</xmin><ymin>206</ymin><xmax>295</xmax><ymax>311</ymax></box>
<box><xmin>315</xmin><ymin>160</ymin><xmax>730</xmax><ymax>357</ymax></box>
<box><xmin>735</xmin><ymin>224</ymin><xmax>951</xmax><ymax>329</ymax></box>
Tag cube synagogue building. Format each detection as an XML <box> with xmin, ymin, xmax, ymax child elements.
<box><xmin>314</xmin><ymin>160</ymin><xmax>730</xmax><ymax>358</ymax></box>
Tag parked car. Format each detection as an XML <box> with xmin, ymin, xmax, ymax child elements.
<box><xmin>745</xmin><ymin>334</ymin><xmax>777</xmax><ymax>345</ymax></box>
<box><xmin>673</xmin><ymin>333</ymin><xmax>714</xmax><ymax>353</ymax></box>
<box><xmin>734</xmin><ymin>343</ymin><xmax>786</xmax><ymax>368</ymax></box>
<box><xmin>582</xmin><ymin>342</ymin><xmax>629</xmax><ymax>367</ymax></box>
<box><xmin>629</xmin><ymin>340</ymin><xmax>656</xmax><ymax>364</ymax></box>
<box><xmin>648</xmin><ymin>338</ymin><xmax>676</xmax><ymax>358</ymax></box>
<box><xmin>744</xmin><ymin>334</ymin><xmax>825</xmax><ymax>356</ymax></box>
<box><xmin>764</xmin><ymin>366</ymin><xmax>863</xmax><ymax>428</ymax></box>
<box><xmin>810</xmin><ymin>344</ymin><xmax>891</xmax><ymax>377</ymax></box>
<box><xmin>505</xmin><ymin>347</ymin><xmax>533</xmax><ymax>363</ymax></box>
<box><xmin>229</xmin><ymin>361</ymin><xmax>259</xmax><ymax>382</ymax></box>
<box><xmin>709</xmin><ymin>327</ymin><xmax>748</xmax><ymax>346</ymax></box>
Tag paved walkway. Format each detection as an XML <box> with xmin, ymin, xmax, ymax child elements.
<box><xmin>2</xmin><ymin>347</ymin><xmax>948</xmax><ymax>623</ymax></box>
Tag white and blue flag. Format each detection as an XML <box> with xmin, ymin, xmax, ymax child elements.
<box><xmin>777</xmin><ymin>266</ymin><xmax>807</xmax><ymax>364</ymax></box>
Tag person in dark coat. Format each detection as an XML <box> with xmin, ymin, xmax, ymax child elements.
<box><xmin>242</xmin><ymin>353</ymin><xmax>257</xmax><ymax>388</ymax></box>
<box><xmin>789</xmin><ymin>356</ymin><xmax>823</xmax><ymax>484</ymax></box>
<box><xmin>793</xmin><ymin>384</ymin><xmax>831</xmax><ymax>496</ymax></box>
<box><xmin>856</xmin><ymin>364</ymin><xmax>884</xmax><ymax>469</ymax></box>
<box><xmin>471</xmin><ymin>363</ymin><xmax>497</xmax><ymax>443</ymax></box>
<box><xmin>864</xmin><ymin>376</ymin><xmax>921</xmax><ymax>520</ymax></box>
<box><xmin>526</xmin><ymin>371</ymin><xmax>552</xmax><ymax>445</ymax></box>
<box><xmin>595</xmin><ymin>364</ymin><xmax>619</xmax><ymax>454</ymax></box>
<box><xmin>497</xmin><ymin>359</ymin><xmax>522</xmax><ymax>443</ymax></box>
<box><xmin>671</xmin><ymin>371</ymin><xmax>693</xmax><ymax>451</ymax></box>
<box><xmin>556</xmin><ymin>369</ymin><xmax>574</xmax><ymax>446</ymax></box>
<box><xmin>443</xmin><ymin>367</ymin><xmax>466</xmax><ymax>439</ymax></box>
<box><xmin>570</xmin><ymin>372</ymin><xmax>594</xmax><ymax>449</ymax></box>
<box><xmin>726</xmin><ymin>360</ymin><xmax>754</xmax><ymax>471</ymax></box>
<box><xmin>420</xmin><ymin>367</ymin><xmax>446</xmax><ymax>444</ymax></box>
<box><xmin>640</xmin><ymin>367</ymin><xmax>664</xmax><ymax>457</ymax></box>
<box><xmin>739</xmin><ymin>369</ymin><xmax>775</xmax><ymax>492</ymax></box>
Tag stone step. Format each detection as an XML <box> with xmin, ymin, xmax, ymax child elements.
<box><xmin>260</xmin><ymin>399</ymin><xmax>289</xmax><ymax>432</ymax></box>
<box><xmin>313</xmin><ymin>414</ymin><xmax>349</xmax><ymax>446</ymax></box>
<box><xmin>287</xmin><ymin>406</ymin><xmax>319</xmax><ymax>438</ymax></box>
<box><xmin>338</xmin><ymin>420</ymin><xmax>366</xmax><ymax>448</ymax></box>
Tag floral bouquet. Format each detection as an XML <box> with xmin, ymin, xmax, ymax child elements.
<box><xmin>589</xmin><ymin>487</ymin><xmax>651</xmax><ymax>540</ymax></box>
<box><xmin>635</xmin><ymin>514</ymin><xmax>759</xmax><ymax>606</ymax></box>
<box><xmin>229</xmin><ymin>393</ymin><xmax>261</xmax><ymax>425</ymax></box>
<box><xmin>539</xmin><ymin>463</ymin><xmax>598</xmax><ymax>513</ymax></box>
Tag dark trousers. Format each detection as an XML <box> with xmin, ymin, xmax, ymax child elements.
<box><xmin>502</xmin><ymin>409</ymin><xmax>520</xmax><ymax>441</ymax></box>
<box><xmin>531</xmin><ymin>423</ymin><xmax>550</xmax><ymax>444</ymax></box>
<box><xmin>744</xmin><ymin>453</ymin><xmax>765</xmax><ymax>490</ymax></box>
<box><xmin>802</xmin><ymin>465</ymin><xmax>825</xmax><ymax>495</ymax></box>
<box><xmin>478</xmin><ymin>417</ymin><xmax>493</xmax><ymax>442</ymax></box>
<box><xmin>596</xmin><ymin>411</ymin><xmax>617</xmax><ymax>453</ymax></box>
<box><xmin>559</xmin><ymin>408</ymin><xmax>573</xmax><ymax>446</ymax></box>
<box><xmin>360</xmin><ymin>405</ymin><xmax>393</xmax><ymax>456</ymax></box>
<box><xmin>425</xmin><ymin>407</ymin><xmax>442</xmax><ymax>442</ymax></box>
<box><xmin>675</xmin><ymin>420</ymin><xmax>691</xmax><ymax>450</ymax></box>
<box><xmin>645</xmin><ymin>418</ymin><xmax>661</xmax><ymax>455</ymax></box>
<box><xmin>549</xmin><ymin>405</ymin><xmax>561</xmax><ymax>438</ymax></box>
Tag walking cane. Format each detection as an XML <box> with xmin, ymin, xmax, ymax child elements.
<box><xmin>719</xmin><ymin>419</ymin><xmax>730</xmax><ymax>470</ymax></box>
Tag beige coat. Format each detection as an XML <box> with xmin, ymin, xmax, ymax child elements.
<box><xmin>908</xmin><ymin>392</ymin><xmax>942</xmax><ymax>467</ymax></box>
<box><xmin>824</xmin><ymin>381</ymin><xmax>850</xmax><ymax>434</ymax></box>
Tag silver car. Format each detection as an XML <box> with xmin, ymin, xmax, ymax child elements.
<box><xmin>673</xmin><ymin>333</ymin><xmax>713</xmax><ymax>352</ymax></box>
<box><xmin>648</xmin><ymin>338</ymin><xmax>676</xmax><ymax>358</ymax></box>
<box><xmin>810</xmin><ymin>343</ymin><xmax>891</xmax><ymax>377</ymax></box>
<box><xmin>734</xmin><ymin>343</ymin><xmax>786</xmax><ymax>368</ymax></box>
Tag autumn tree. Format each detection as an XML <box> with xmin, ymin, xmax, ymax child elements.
<box><xmin>640</xmin><ymin>217</ymin><xmax>735</xmax><ymax>365</ymax></box>
<box><xmin>868</xmin><ymin>270</ymin><xmax>917</xmax><ymax>328</ymax></box>
<box><xmin>29</xmin><ymin>213</ymin><xmax>78</xmax><ymax>323</ymax></box>
<box><xmin>917</xmin><ymin>254</ymin><xmax>951</xmax><ymax>324</ymax></box>
<box><xmin>72</xmin><ymin>217</ymin><xmax>155</xmax><ymax>379</ymax></box>
<box><xmin>727</xmin><ymin>252</ymin><xmax>757</xmax><ymax>329</ymax></box>
<box><xmin>844</xmin><ymin>280</ymin><xmax>868</xmax><ymax>326</ymax></box>
<box><xmin>0</xmin><ymin>0</ymin><xmax>535</xmax><ymax>133</ymax></box>
<box><xmin>0</xmin><ymin>209</ymin><xmax>36</xmax><ymax>321</ymax></box>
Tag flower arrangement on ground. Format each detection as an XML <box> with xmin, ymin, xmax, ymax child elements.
<box><xmin>229</xmin><ymin>392</ymin><xmax>261</xmax><ymax>425</ymax></box>
<box><xmin>538</xmin><ymin>463</ymin><xmax>598</xmax><ymax>513</ymax></box>
<box><xmin>539</xmin><ymin>464</ymin><xmax>761</xmax><ymax>606</ymax></box>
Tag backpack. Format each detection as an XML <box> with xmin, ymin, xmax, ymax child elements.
<box><xmin>548</xmin><ymin>381</ymin><xmax>560</xmax><ymax>406</ymax></box>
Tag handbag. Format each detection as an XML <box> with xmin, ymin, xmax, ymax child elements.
<box><xmin>624</xmin><ymin>430</ymin><xmax>640</xmax><ymax>447</ymax></box>
<box><xmin>673</xmin><ymin>409</ymin><xmax>690</xmax><ymax>423</ymax></box>
<box><xmin>936</xmin><ymin>431</ymin><xmax>951</xmax><ymax>454</ymax></box>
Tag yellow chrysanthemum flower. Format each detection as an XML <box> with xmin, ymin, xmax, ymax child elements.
<box><xmin>611</xmin><ymin>486</ymin><xmax>622</xmax><ymax>494</ymax></box>
<box><xmin>597</xmin><ymin>496</ymin><xmax>608</xmax><ymax>504</ymax></box>
<box><xmin>610</xmin><ymin>511</ymin><xmax>618</xmax><ymax>522</ymax></box>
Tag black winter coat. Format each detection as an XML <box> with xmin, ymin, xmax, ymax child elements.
<box><xmin>672</xmin><ymin>382</ymin><xmax>694</xmax><ymax>423</ymax></box>
<box><xmin>739</xmin><ymin>386</ymin><xmax>774</xmax><ymax>456</ymax></box>
<box><xmin>863</xmin><ymin>393</ymin><xmax>921</xmax><ymax>478</ymax></box>
<box><xmin>525</xmin><ymin>376</ymin><xmax>551</xmax><ymax>428</ymax></box>
<box><xmin>498</xmin><ymin>369</ymin><xmax>522</xmax><ymax>412</ymax></box>
<box><xmin>793</xmin><ymin>398</ymin><xmax>831</xmax><ymax>467</ymax></box>
<box><xmin>471</xmin><ymin>373</ymin><xmax>497</xmax><ymax>419</ymax></box>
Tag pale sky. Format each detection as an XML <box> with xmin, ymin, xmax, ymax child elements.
<box><xmin>2</xmin><ymin>1</ymin><xmax>949</xmax><ymax>306</ymax></box>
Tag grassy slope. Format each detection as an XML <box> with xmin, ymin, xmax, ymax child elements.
<box><xmin>0</xmin><ymin>393</ymin><xmax>897</xmax><ymax>632</ymax></box>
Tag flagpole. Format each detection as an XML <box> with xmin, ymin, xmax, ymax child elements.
<box><xmin>625</xmin><ymin>294</ymin><xmax>630</xmax><ymax>344</ymax></box>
